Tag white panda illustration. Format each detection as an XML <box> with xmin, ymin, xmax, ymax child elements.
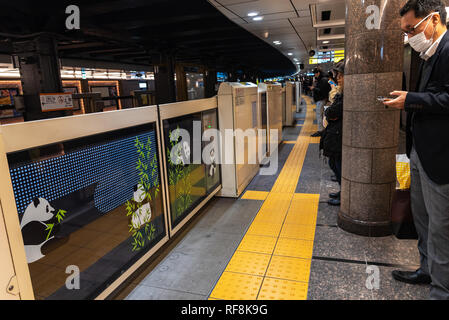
<box><xmin>171</xmin><ymin>143</ymin><xmax>183</xmax><ymax>165</ymax></box>
<box><xmin>131</xmin><ymin>184</ymin><xmax>152</xmax><ymax>229</ymax></box>
<box><xmin>209</xmin><ymin>148</ymin><xmax>217</xmax><ymax>177</ymax></box>
<box><xmin>20</xmin><ymin>198</ymin><xmax>56</xmax><ymax>264</ymax></box>
<box><xmin>182</xmin><ymin>141</ymin><xmax>191</xmax><ymax>165</ymax></box>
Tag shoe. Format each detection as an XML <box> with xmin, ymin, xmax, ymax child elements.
<box><xmin>331</xmin><ymin>175</ymin><xmax>338</xmax><ymax>182</ymax></box>
<box><xmin>391</xmin><ymin>269</ymin><xmax>431</xmax><ymax>285</ymax></box>
<box><xmin>310</xmin><ymin>131</ymin><xmax>322</xmax><ymax>137</ymax></box>
<box><xmin>328</xmin><ymin>198</ymin><xmax>341</xmax><ymax>206</ymax></box>
<box><xmin>329</xmin><ymin>191</ymin><xmax>340</xmax><ymax>199</ymax></box>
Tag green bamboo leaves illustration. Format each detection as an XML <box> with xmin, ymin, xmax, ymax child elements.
<box><xmin>167</xmin><ymin>127</ymin><xmax>193</xmax><ymax>221</ymax></box>
<box><xmin>126</xmin><ymin>136</ymin><xmax>159</xmax><ymax>251</ymax></box>
<box><xmin>45</xmin><ymin>209</ymin><xmax>66</xmax><ymax>240</ymax></box>
<box><xmin>45</xmin><ymin>224</ymin><xmax>54</xmax><ymax>241</ymax></box>
<box><xmin>56</xmin><ymin>209</ymin><xmax>66</xmax><ymax>223</ymax></box>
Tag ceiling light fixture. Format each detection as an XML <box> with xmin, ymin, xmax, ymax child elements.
<box><xmin>252</xmin><ymin>16</ymin><xmax>264</xmax><ymax>21</ymax></box>
<box><xmin>323</xmin><ymin>41</ymin><xmax>330</xmax><ymax>44</ymax></box>
<box><xmin>273</xmin><ymin>41</ymin><xmax>282</xmax><ymax>45</ymax></box>
<box><xmin>288</xmin><ymin>53</ymin><xmax>293</xmax><ymax>56</ymax></box>
<box><xmin>248</xmin><ymin>12</ymin><xmax>259</xmax><ymax>17</ymax></box>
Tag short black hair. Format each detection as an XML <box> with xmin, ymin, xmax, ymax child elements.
<box><xmin>400</xmin><ymin>0</ymin><xmax>447</xmax><ymax>25</ymax></box>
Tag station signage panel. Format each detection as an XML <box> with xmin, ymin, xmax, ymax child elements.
<box><xmin>39</xmin><ymin>93</ymin><xmax>74</xmax><ymax>112</ymax></box>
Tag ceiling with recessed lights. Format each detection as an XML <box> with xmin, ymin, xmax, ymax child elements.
<box><xmin>0</xmin><ymin>0</ymin><xmax>296</xmax><ymax>77</ymax></box>
<box><xmin>208</xmin><ymin>0</ymin><xmax>346</xmax><ymax>73</ymax></box>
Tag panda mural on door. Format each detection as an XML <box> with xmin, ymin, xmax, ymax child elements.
<box><xmin>20</xmin><ymin>198</ymin><xmax>66</xmax><ymax>263</ymax></box>
<box><xmin>130</xmin><ymin>184</ymin><xmax>152</xmax><ymax>229</ymax></box>
<box><xmin>8</xmin><ymin>126</ymin><xmax>163</xmax><ymax>264</ymax></box>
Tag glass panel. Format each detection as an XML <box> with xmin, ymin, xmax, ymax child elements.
<box><xmin>292</xmin><ymin>85</ymin><xmax>296</xmax><ymax>106</ymax></box>
<box><xmin>90</xmin><ymin>86</ymin><xmax>118</xmax><ymax>107</ymax></box>
<box><xmin>8</xmin><ymin>123</ymin><xmax>165</xmax><ymax>299</ymax></box>
<box><xmin>260</xmin><ymin>92</ymin><xmax>267</xmax><ymax>156</ymax></box>
<box><xmin>202</xmin><ymin>109</ymin><xmax>220</xmax><ymax>193</ymax></box>
<box><xmin>186</xmin><ymin>73</ymin><xmax>205</xmax><ymax>100</ymax></box>
<box><xmin>163</xmin><ymin>109</ymin><xmax>221</xmax><ymax>229</ymax></box>
<box><xmin>163</xmin><ymin>113</ymin><xmax>206</xmax><ymax>227</ymax></box>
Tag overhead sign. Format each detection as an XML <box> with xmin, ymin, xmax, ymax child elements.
<box><xmin>40</xmin><ymin>93</ymin><xmax>74</xmax><ymax>112</ymax></box>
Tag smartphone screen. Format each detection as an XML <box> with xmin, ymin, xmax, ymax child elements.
<box><xmin>377</xmin><ymin>96</ymin><xmax>392</xmax><ymax>102</ymax></box>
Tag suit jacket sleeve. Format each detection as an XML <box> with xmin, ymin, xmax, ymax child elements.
<box><xmin>405</xmin><ymin>45</ymin><xmax>449</xmax><ymax>114</ymax></box>
<box><xmin>405</xmin><ymin>87</ymin><xmax>449</xmax><ymax>114</ymax></box>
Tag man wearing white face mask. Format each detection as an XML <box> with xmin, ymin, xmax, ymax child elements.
<box><xmin>384</xmin><ymin>0</ymin><xmax>449</xmax><ymax>300</ymax></box>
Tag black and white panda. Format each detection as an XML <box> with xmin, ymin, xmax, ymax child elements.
<box><xmin>182</xmin><ymin>141</ymin><xmax>191</xmax><ymax>165</ymax></box>
<box><xmin>130</xmin><ymin>184</ymin><xmax>152</xmax><ymax>229</ymax></box>
<box><xmin>208</xmin><ymin>147</ymin><xmax>217</xmax><ymax>177</ymax></box>
<box><xmin>20</xmin><ymin>198</ymin><xmax>60</xmax><ymax>264</ymax></box>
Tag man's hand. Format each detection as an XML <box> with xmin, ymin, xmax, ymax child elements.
<box><xmin>383</xmin><ymin>91</ymin><xmax>408</xmax><ymax>110</ymax></box>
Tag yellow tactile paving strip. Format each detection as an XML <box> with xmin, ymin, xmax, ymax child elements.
<box><xmin>237</xmin><ymin>235</ymin><xmax>277</xmax><ymax>255</ymax></box>
<box><xmin>211</xmin><ymin>272</ymin><xmax>264</xmax><ymax>300</ymax></box>
<box><xmin>241</xmin><ymin>190</ymin><xmax>270</xmax><ymax>201</ymax></box>
<box><xmin>258</xmin><ymin>277</ymin><xmax>309</xmax><ymax>300</ymax></box>
<box><xmin>274</xmin><ymin>238</ymin><xmax>314</xmax><ymax>259</ymax></box>
<box><xmin>209</xmin><ymin>96</ymin><xmax>320</xmax><ymax>300</ymax></box>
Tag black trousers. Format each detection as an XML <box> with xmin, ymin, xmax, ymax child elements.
<box><xmin>328</xmin><ymin>155</ymin><xmax>342</xmax><ymax>185</ymax></box>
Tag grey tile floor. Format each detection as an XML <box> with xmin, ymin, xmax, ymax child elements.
<box><xmin>308</xmin><ymin>156</ymin><xmax>429</xmax><ymax>300</ymax></box>
<box><xmin>124</xmin><ymin>105</ymin><xmax>428</xmax><ymax>300</ymax></box>
<box><xmin>124</xmin><ymin>199</ymin><xmax>263</xmax><ymax>300</ymax></box>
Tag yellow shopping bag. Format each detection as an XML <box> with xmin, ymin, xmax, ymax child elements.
<box><xmin>396</xmin><ymin>154</ymin><xmax>411</xmax><ymax>190</ymax></box>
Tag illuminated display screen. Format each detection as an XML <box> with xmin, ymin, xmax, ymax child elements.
<box><xmin>309</xmin><ymin>50</ymin><xmax>345</xmax><ymax>65</ymax></box>
<box><xmin>8</xmin><ymin>124</ymin><xmax>165</xmax><ymax>299</ymax></box>
<box><xmin>217</xmin><ymin>72</ymin><xmax>228</xmax><ymax>82</ymax></box>
<box><xmin>163</xmin><ymin>109</ymin><xmax>221</xmax><ymax>228</ymax></box>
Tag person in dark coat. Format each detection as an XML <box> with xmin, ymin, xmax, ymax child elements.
<box><xmin>320</xmin><ymin>61</ymin><xmax>345</xmax><ymax>206</ymax></box>
<box><xmin>310</xmin><ymin>67</ymin><xmax>331</xmax><ymax>137</ymax></box>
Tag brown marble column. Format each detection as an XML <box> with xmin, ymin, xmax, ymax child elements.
<box><xmin>338</xmin><ymin>0</ymin><xmax>405</xmax><ymax>236</ymax></box>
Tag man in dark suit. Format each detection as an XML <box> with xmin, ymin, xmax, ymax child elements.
<box><xmin>385</xmin><ymin>0</ymin><xmax>449</xmax><ymax>300</ymax></box>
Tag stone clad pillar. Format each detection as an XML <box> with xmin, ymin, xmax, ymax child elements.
<box><xmin>338</xmin><ymin>0</ymin><xmax>405</xmax><ymax>236</ymax></box>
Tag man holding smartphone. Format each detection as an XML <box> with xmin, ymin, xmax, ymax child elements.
<box><xmin>384</xmin><ymin>0</ymin><xmax>449</xmax><ymax>300</ymax></box>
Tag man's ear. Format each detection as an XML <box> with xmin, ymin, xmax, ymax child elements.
<box><xmin>433</xmin><ymin>13</ymin><xmax>440</xmax><ymax>26</ymax></box>
<box><xmin>33</xmin><ymin>197</ymin><xmax>40</xmax><ymax>208</ymax></box>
